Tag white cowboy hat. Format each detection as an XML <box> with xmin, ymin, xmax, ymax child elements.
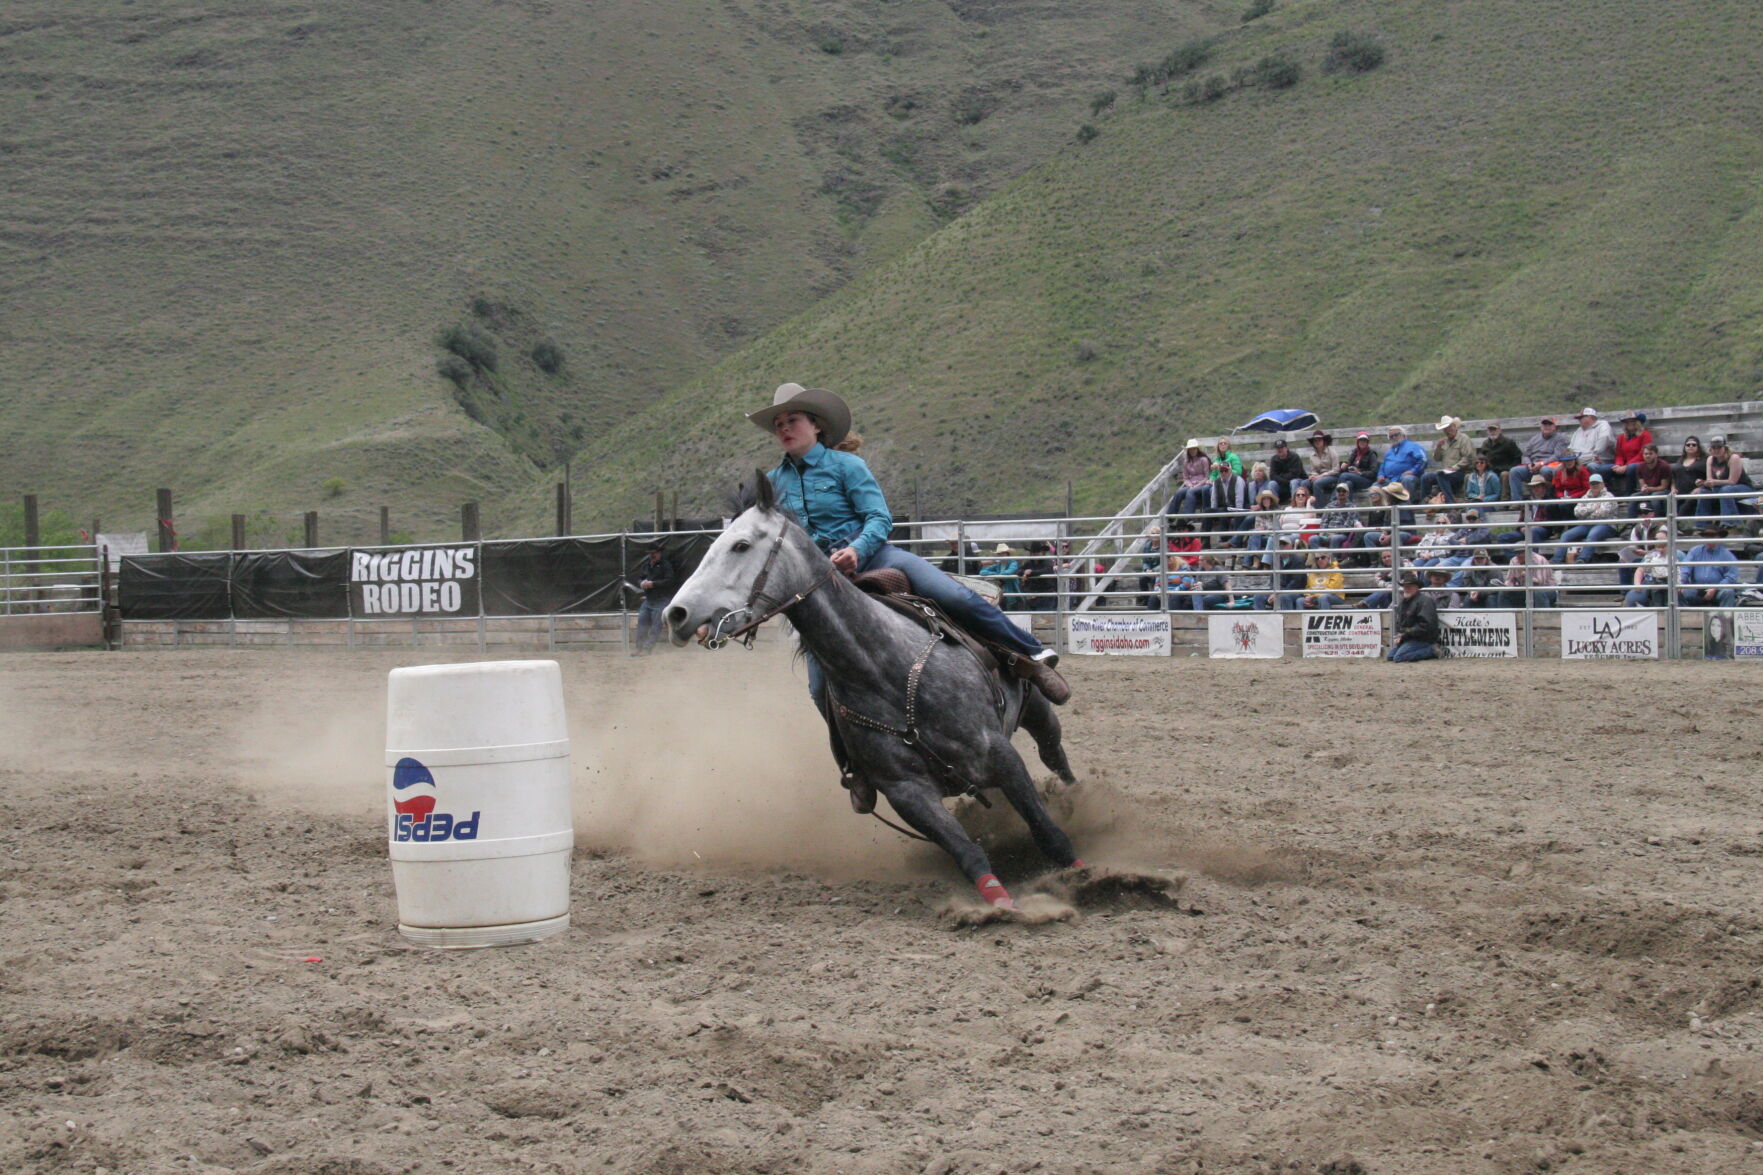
<box><xmin>1435</xmin><ymin>415</ymin><xmax>1460</xmax><ymax>430</ymax></box>
<box><xmin>1383</xmin><ymin>482</ymin><xmax>1411</xmax><ymax>502</ymax></box>
<box><xmin>992</xmin><ymin>543</ymin><xmax>1013</xmax><ymax>555</ymax></box>
<box><xmin>747</xmin><ymin>383</ymin><xmax>852</xmax><ymax>447</ymax></box>
<box><xmin>1184</xmin><ymin>438</ymin><xmax>1201</xmax><ymax>451</ymax></box>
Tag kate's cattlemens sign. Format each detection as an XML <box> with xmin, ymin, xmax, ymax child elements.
<box><xmin>350</xmin><ymin>547</ymin><xmax>480</xmax><ymax>617</ymax></box>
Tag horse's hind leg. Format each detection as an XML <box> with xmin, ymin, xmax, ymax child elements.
<box><xmin>1020</xmin><ymin>687</ymin><xmax>1077</xmax><ymax>785</ymax></box>
<box><xmin>881</xmin><ymin>781</ymin><xmax>1017</xmax><ymax>908</ymax></box>
<box><xmin>993</xmin><ymin>746</ymin><xmax>1083</xmax><ymax>870</ymax></box>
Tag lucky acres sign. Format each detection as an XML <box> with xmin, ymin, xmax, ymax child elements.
<box><xmin>351</xmin><ymin>547</ymin><xmax>480</xmax><ymax>617</ymax></box>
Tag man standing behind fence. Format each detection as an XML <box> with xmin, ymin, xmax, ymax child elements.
<box><xmin>631</xmin><ymin>542</ymin><xmax>675</xmax><ymax>656</ymax></box>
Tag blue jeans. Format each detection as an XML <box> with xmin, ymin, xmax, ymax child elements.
<box><xmin>1499</xmin><ymin>589</ymin><xmax>1557</xmax><ymax>609</ymax></box>
<box><xmin>1420</xmin><ymin>469</ymin><xmax>1466</xmax><ymax>502</ymax></box>
<box><xmin>1166</xmin><ymin>486</ymin><xmax>1209</xmax><ymax>517</ymax></box>
<box><xmin>863</xmin><ymin>542</ymin><xmax>1043</xmax><ymax>658</ymax></box>
<box><xmin>1303</xmin><ymin>593</ymin><xmax>1345</xmax><ymax>610</ymax></box>
<box><xmin>1692</xmin><ymin>485</ymin><xmax>1757</xmax><ymax>516</ymax></box>
<box><xmin>1680</xmin><ymin>586</ymin><xmax>1739</xmax><ymax>608</ymax></box>
<box><xmin>1623</xmin><ymin>588</ymin><xmax>1662</xmax><ymax>607</ymax></box>
<box><xmin>1388</xmin><ymin>640</ymin><xmax>1437</xmax><ymax>662</ymax></box>
<box><xmin>1555</xmin><ymin>523</ymin><xmax>1617</xmax><ymax>562</ymax></box>
<box><xmin>1361</xmin><ymin>591</ymin><xmax>1391</xmax><ymax>609</ymax></box>
<box><xmin>635</xmin><ymin>598</ymin><xmax>671</xmax><ymax>651</ymax></box>
<box><xmin>1313</xmin><ymin>472</ymin><xmax>1374</xmax><ymax>500</ymax></box>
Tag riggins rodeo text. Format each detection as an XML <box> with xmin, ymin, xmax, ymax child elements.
<box><xmin>351</xmin><ymin>547</ymin><xmax>477</xmax><ymax>615</ymax></box>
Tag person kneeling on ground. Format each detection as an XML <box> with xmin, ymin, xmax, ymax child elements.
<box><xmin>1388</xmin><ymin>572</ymin><xmax>1442</xmax><ymax>662</ymax></box>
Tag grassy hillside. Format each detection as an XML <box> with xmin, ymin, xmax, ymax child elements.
<box><xmin>548</xmin><ymin>0</ymin><xmax>1763</xmax><ymax>528</ymax></box>
<box><xmin>0</xmin><ymin>0</ymin><xmax>1223</xmax><ymax>544</ymax></box>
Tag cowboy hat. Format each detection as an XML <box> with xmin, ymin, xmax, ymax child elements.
<box><xmin>1435</xmin><ymin>415</ymin><xmax>1460</xmax><ymax>430</ymax></box>
<box><xmin>1383</xmin><ymin>483</ymin><xmax>1411</xmax><ymax>502</ymax></box>
<box><xmin>992</xmin><ymin>543</ymin><xmax>1014</xmax><ymax>555</ymax></box>
<box><xmin>1184</xmin><ymin>438</ymin><xmax>1202</xmax><ymax>451</ymax></box>
<box><xmin>747</xmin><ymin>383</ymin><xmax>852</xmax><ymax>447</ymax></box>
<box><xmin>1309</xmin><ymin>429</ymin><xmax>1333</xmax><ymax>444</ymax></box>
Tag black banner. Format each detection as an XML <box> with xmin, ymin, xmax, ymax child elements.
<box><xmin>481</xmin><ymin>538</ymin><xmax>624</xmax><ymax>616</ymax></box>
<box><xmin>118</xmin><ymin>554</ymin><xmax>233</xmax><ymax>620</ymax></box>
<box><xmin>349</xmin><ymin>546</ymin><xmax>482</xmax><ymax>619</ymax></box>
<box><xmin>231</xmin><ymin>551</ymin><xmax>351</xmax><ymax>619</ymax></box>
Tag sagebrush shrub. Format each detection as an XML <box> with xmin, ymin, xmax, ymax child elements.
<box><xmin>1324</xmin><ymin>30</ymin><xmax>1385</xmax><ymax>74</ymax></box>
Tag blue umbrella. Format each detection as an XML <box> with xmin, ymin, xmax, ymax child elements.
<box><xmin>1237</xmin><ymin>408</ymin><xmax>1319</xmax><ymax>434</ymax></box>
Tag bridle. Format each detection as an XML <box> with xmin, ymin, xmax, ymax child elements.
<box><xmin>701</xmin><ymin>523</ymin><xmax>841</xmax><ymax>650</ymax></box>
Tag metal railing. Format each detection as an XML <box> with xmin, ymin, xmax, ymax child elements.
<box><xmin>0</xmin><ymin>544</ymin><xmax>102</xmax><ymax>615</ymax></box>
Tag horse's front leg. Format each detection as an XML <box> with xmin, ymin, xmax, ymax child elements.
<box><xmin>879</xmin><ymin>778</ymin><xmax>1016</xmax><ymax>909</ymax></box>
<box><xmin>991</xmin><ymin>744</ymin><xmax>1084</xmax><ymax>870</ymax></box>
<box><xmin>1019</xmin><ymin>686</ymin><xmax>1078</xmax><ymax>786</ymax></box>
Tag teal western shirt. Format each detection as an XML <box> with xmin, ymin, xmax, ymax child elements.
<box><xmin>767</xmin><ymin>442</ymin><xmax>893</xmax><ymax>563</ymax></box>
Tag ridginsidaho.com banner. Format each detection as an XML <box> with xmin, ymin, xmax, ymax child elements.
<box><xmin>349</xmin><ymin>546</ymin><xmax>481</xmax><ymax>618</ymax></box>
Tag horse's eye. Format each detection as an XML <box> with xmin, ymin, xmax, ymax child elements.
<box><xmin>732</xmin><ymin>539</ymin><xmax>751</xmax><ymax>553</ymax></box>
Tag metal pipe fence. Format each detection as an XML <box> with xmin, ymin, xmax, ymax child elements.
<box><xmin>0</xmin><ymin>544</ymin><xmax>102</xmax><ymax>615</ymax></box>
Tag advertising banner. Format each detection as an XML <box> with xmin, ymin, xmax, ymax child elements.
<box><xmin>1300</xmin><ymin>611</ymin><xmax>1382</xmax><ymax>658</ymax></box>
<box><xmin>1439</xmin><ymin>611</ymin><xmax>1520</xmax><ymax>658</ymax></box>
<box><xmin>1207</xmin><ymin>613</ymin><xmax>1284</xmax><ymax>659</ymax></box>
<box><xmin>349</xmin><ymin>546</ymin><xmax>482</xmax><ymax>619</ymax></box>
<box><xmin>1701</xmin><ymin>611</ymin><xmax>1763</xmax><ymax>660</ymax></box>
<box><xmin>1561</xmin><ymin>610</ymin><xmax>1658</xmax><ymax>659</ymax></box>
<box><xmin>1067</xmin><ymin>613</ymin><xmax>1171</xmax><ymax>656</ymax></box>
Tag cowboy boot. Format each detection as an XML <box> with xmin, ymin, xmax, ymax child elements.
<box><xmin>1017</xmin><ymin>656</ymin><xmax>1071</xmax><ymax>705</ymax></box>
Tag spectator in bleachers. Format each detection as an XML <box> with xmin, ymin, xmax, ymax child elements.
<box><xmin>1269</xmin><ymin>439</ymin><xmax>1306</xmax><ymax>502</ymax></box>
<box><xmin>1672</xmin><ymin>435</ymin><xmax>1708</xmax><ymax>499</ymax></box>
<box><xmin>1247</xmin><ymin>461</ymin><xmax>1278</xmax><ymax>508</ymax></box>
<box><xmin>1455</xmin><ymin>509</ymin><xmax>1495</xmax><ymax>557</ymax></box>
<box><xmin>1020</xmin><ymin>540</ymin><xmax>1058</xmax><ymax>611</ymax></box>
<box><xmin>1449</xmin><ymin>548</ymin><xmax>1501</xmax><ymax>607</ymax></box>
<box><xmin>1552</xmin><ymin>451</ymin><xmax>1591</xmax><ymax>499</ymax></box>
<box><xmin>1374</xmin><ymin>425</ymin><xmax>1428</xmax><ymax>499</ymax></box>
<box><xmin>1361</xmin><ymin>548</ymin><xmax>1396</xmax><ymax>610</ymax></box>
<box><xmin>1206</xmin><ymin>462</ymin><xmax>1253</xmax><ymax>539</ymax></box>
<box><xmin>1477</xmin><ymin>423</ymin><xmax>1522</xmax><ymax>479</ymax></box>
<box><xmin>1167</xmin><ymin>440</ymin><xmax>1213</xmax><ymax>518</ymax></box>
<box><xmin>1495</xmin><ymin>474</ymin><xmax>1565</xmax><ymax>549</ymax></box>
<box><xmin>1568</xmin><ymin>407</ymin><xmax>1617</xmax><ymax>479</ymax></box>
<box><xmin>1167</xmin><ymin>521</ymin><xmax>1203</xmax><ymax>568</ymax></box>
<box><xmin>1280</xmin><ymin>486</ymin><xmax>1321</xmax><ymax>545</ymax></box>
<box><xmin>1420</xmin><ymin>415</ymin><xmax>1477</xmax><ymax>503</ymax></box>
<box><xmin>1411</xmin><ymin>510</ymin><xmax>1459</xmax><ymax>569</ymax></box>
<box><xmin>1611</xmin><ymin>411</ymin><xmax>1652</xmax><ymax>495</ymax></box>
<box><xmin>1300</xmin><ymin>549</ymin><xmax>1348</xmax><ymax>611</ymax></box>
<box><xmin>1356</xmin><ymin>483</ymin><xmax>1414</xmax><ymax>556</ymax></box>
<box><xmin>1214</xmin><ymin>437</ymin><xmax>1244</xmax><ymax>477</ymax></box>
<box><xmin>1617</xmin><ymin>503</ymin><xmax>1661</xmax><ymax>565</ymax></box>
<box><xmin>1300</xmin><ymin>431</ymin><xmax>1337</xmax><ymax>497</ymax></box>
<box><xmin>1317</xmin><ymin>484</ymin><xmax>1362</xmax><ymax>550</ymax></box>
<box><xmin>1501</xmin><ymin>546</ymin><xmax>1558</xmax><ymax>609</ymax></box>
<box><xmin>1260</xmin><ymin>534</ymin><xmax>1307</xmax><ymax>610</ymax></box>
<box><xmin>1631</xmin><ymin>443</ymin><xmax>1674</xmax><ymax>517</ymax></box>
<box><xmin>1424</xmin><ymin>567</ymin><xmax>1461</xmax><ymax>610</ymax></box>
<box><xmin>1623</xmin><ymin>527</ymin><xmax>1670</xmax><ymax>608</ymax></box>
<box><xmin>978</xmin><ymin>543</ymin><xmax>1023</xmax><ymax>608</ymax></box>
<box><xmin>1555</xmin><ymin>474</ymin><xmax>1622</xmax><ymax>563</ymax></box>
<box><xmin>1388</xmin><ymin>572</ymin><xmax>1442</xmax><ymax>662</ymax></box>
<box><xmin>1331</xmin><ymin>431</ymin><xmax>1381</xmax><ymax>500</ymax></box>
<box><xmin>1679</xmin><ymin>524</ymin><xmax>1741</xmax><ymax>608</ymax></box>
<box><xmin>1508</xmin><ymin>416</ymin><xmax>1569</xmax><ymax>500</ymax></box>
<box><xmin>1191</xmin><ymin>553</ymin><xmax>1231</xmax><ymax>610</ymax></box>
<box><xmin>1246</xmin><ymin>487</ymin><xmax>1282</xmax><ymax>551</ymax></box>
<box><xmin>1690</xmin><ymin>435</ymin><xmax>1753</xmax><ymax>518</ymax></box>
<box><xmin>1464</xmin><ymin>454</ymin><xmax>1503</xmax><ymax>506</ymax></box>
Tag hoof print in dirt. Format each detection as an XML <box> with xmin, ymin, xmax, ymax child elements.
<box><xmin>939</xmin><ymin>893</ymin><xmax>1077</xmax><ymax>929</ymax></box>
<box><xmin>1040</xmin><ymin>866</ymin><xmax>1187</xmax><ymax>910</ymax></box>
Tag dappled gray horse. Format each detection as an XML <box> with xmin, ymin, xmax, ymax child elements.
<box><xmin>665</xmin><ymin>476</ymin><xmax>1082</xmax><ymax>909</ymax></box>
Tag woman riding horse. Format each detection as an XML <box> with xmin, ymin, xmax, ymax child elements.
<box><xmin>750</xmin><ymin>383</ymin><xmax>1070</xmax><ymax>809</ymax></box>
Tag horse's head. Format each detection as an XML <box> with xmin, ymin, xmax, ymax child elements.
<box><xmin>665</xmin><ymin>472</ymin><xmax>821</xmax><ymax>647</ymax></box>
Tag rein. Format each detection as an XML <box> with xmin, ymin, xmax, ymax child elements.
<box><xmin>702</xmin><ymin>530</ymin><xmax>840</xmax><ymax>650</ymax></box>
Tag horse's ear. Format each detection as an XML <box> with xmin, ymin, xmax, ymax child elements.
<box><xmin>754</xmin><ymin>469</ymin><xmax>776</xmax><ymax>512</ymax></box>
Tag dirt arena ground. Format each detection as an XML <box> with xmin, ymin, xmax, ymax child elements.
<box><xmin>2</xmin><ymin>647</ymin><xmax>1762</xmax><ymax>1175</ymax></box>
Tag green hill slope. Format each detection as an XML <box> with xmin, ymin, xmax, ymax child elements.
<box><xmin>550</xmin><ymin>0</ymin><xmax>1763</xmax><ymax>528</ymax></box>
<box><xmin>1</xmin><ymin>0</ymin><xmax>1223</xmax><ymax>543</ymax></box>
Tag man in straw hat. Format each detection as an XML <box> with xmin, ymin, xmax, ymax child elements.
<box><xmin>1419</xmin><ymin>415</ymin><xmax>1475</xmax><ymax>504</ymax></box>
<box><xmin>750</xmin><ymin>384</ymin><xmax>1070</xmax><ymax>801</ymax></box>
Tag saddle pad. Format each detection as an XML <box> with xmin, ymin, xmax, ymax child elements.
<box><xmin>853</xmin><ymin>568</ymin><xmax>911</xmax><ymax>596</ymax></box>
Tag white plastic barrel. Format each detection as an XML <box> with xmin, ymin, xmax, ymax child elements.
<box><xmin>385</xmin><ymin>660</ymin><xmax>574</xmax><ymax>948</ymax></box>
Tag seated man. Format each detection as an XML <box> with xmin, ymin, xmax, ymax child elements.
<box><xmin>1508</xmin><ymin>415</ymin><xmax>1569</xmax><ymax>500</ymax></box>
<box><xmin>1448</xmin><ymin>548</ymin><xmax>1502</xmax><ymax>608</ymax></box>
<box><xmin>1419</xmin><ymin>415</ymin><xmax>1476</xmax><ymax>503</ymax></box>
<box><xmin>1388</xmin><ymin>572</ymin><xmax>1441</xmax><ymax>662</ymax></box>
<box><xmin>1679</xmin><ymin>525</ymin><xmax>1740</xmax><ymax>609</ymax></box>
<box><xmin>1568</xmin><ymin>407</ymin><xmax>1617</xmax><ymax>480</ymax></box>
<box><xmin>1501</xmin><ymin>547</ymin><xmax>1558</xmax><ymax>610</ymax></box>
<box><xmin>1374</xmin><ymin>425</ymin><xmax>1428</xmax><ymax>500</ymax></box>
<box><xmin>1360</xmin><ymin>548</ymin><xmax>1396</xmax><ymax>610</ymax></box>
<box><xmin>1268</xmin><ymin>438</ymin><xmax>1307</xmax><ymax>501</ymax></box>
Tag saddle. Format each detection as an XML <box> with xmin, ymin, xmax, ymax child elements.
<box><xmin>851</xmin><ymin>569</ymin><xmax>1029</xmax><ymax>689</ymax></box>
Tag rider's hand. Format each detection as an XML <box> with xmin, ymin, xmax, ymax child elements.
<box><xmin>830</xmin><ymin>547</ymin><xmax>859</xmax><ymax>575</ymax></box>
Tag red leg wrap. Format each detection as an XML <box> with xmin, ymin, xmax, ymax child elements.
<box><xmin>976</xmin><ymin>873</ymin><xmax>1015</xmax><ymax>908</ymax></box>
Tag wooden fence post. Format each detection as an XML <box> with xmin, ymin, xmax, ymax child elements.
<box><xmin>379</xmin><ymin>506</ymin><xmax>390</xmax><ymax>546</ymax></box>
<box><xmin>155</xmin><ymin>489</ymin><xmax>175</xmax><ymax>552</ymax></box>
<box><xmin>654</xmin><ymin>491</ymin><xmax>665</xmax><ymax>533</ymax></box>
<box><xmin>556</xmin><ymin>483</ymin><xmax>571</xmax><ymax>536</ymax></box>
<box><xmin>461</xmin><ymin>502</ymin><xmax>480</xmax><ymax>542</ymax></box>
<box><xmin>303</xmin><ymin>511</ymin><xmax>318</xmax><ymax>549</ymax></box>
<box><xmin>231</xmin><ymin>514</ymin><xmax>246</xmax><ymax>550</ymax></box>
